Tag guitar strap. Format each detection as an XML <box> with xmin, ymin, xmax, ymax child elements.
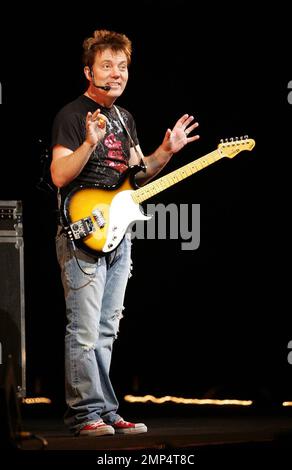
<box><xmin>114</xmin><ymin>105</ymin><xmax>147</xmax><ymax>172</ymax></box>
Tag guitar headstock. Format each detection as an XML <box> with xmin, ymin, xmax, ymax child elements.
<box><xmin>218</xmin><ymin>136</ymin><xmax>255</xmax><ymax>158</ymax></box>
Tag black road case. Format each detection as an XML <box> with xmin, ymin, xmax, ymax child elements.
<box><xmin>0</xmin><ymin>201</ymin><xmax>26</xmax><ymax>397</ymax></box>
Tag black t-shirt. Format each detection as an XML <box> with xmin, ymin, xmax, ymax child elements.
<box><xmin>51</xmin><ymin>94</ymin><xmax>139</xmax><ymax>198</ymax></box>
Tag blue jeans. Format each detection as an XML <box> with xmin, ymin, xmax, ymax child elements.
<box><xmin>56</xmin><ymin>231</ymin><xmax>132</xmax><ymax>432</ymax></box>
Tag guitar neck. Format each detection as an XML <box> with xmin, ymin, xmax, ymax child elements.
<box><xmin>132</xmin><ymin>149</ymin><xmax>222</xmax><ymax>203</ymax></box>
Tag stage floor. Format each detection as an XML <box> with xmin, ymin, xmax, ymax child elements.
<box><xmin>6</xmin><ymin>413</ymin><xmax>292</xmax><ymax>465</ymax></box>
<box><xmin>19</xmin><ymin>415</ymin><xmax>292</xmax><ymax>450</ymax></box>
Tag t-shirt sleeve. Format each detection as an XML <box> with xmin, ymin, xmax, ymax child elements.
<box><xmin>51</xmin><ymin>110</ymin><xmax>84</xmax><ymax>152</ymax></box>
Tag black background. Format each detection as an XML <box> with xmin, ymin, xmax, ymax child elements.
<box><xmin>0</xmin><ymin>1</ymin><xmax>291</xmax><ymax>414</ymax></box>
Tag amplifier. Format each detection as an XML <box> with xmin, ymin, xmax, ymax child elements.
<box><xmin>0</xmin><ymin>200</ymin><xmax>23</xmax><ymax>236</ymax></box>
<box><xmin>0</xmin><ymin>200</ymin><xmax>26</xmax><ymax>397</ymax></box>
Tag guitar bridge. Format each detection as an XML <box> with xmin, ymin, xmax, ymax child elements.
<box><xmin>92</xmin><ymin>209</ymin><xmax>105</xmax><ymax>228</ymax></box>
<box><xmin>69</xmin><ymin>217</ymin><xmax>94</xmax><ymax>240</ymax></box>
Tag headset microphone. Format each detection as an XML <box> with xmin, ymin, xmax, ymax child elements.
<box><xmin>90</xmin><ymin>69</ymin><xmax>111</xmax><ymax>91</ymax></box>
<box><xmin>95</xmin><ymin>85</ymin><xmax>111</xmax><ymax>91</ymax></box>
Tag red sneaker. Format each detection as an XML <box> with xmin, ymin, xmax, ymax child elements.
<box><xmin>112</xmin><ymin>419</ymin><xmax>147</xmax><ymax>434</ymax></box>
<box><xmin>77</xmin><ymin>420</ymin><xmax>115</xmax><ymax>436</ymax></box>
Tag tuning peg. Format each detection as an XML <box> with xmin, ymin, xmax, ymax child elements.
<box><xmin>235</xmin><ymin>137</ymin><xmax>239</xmax><ymax>140</ymax></box>
<box><xmin>230</xmin><ymin>137</ymin><xmax>234</xmax><ymax>142</ymax></box>
<box><xmin>220</xmin><ymin>138</ymin><xmax>224</xmax><ymax>143</ymax></box>
<box><xmin>244</xmin><ymin>134</ymin><xmax>248</xmax><ymax>139</ymax></box>
<box><xmin>225</xmin><ymin>138</ymin><xmax>228</xmax><ymax>142</ymax></box>
<box><xmin>240</xmin><ymin>135</ymin><xmax>243</xmax><ymax>140</ymax></box>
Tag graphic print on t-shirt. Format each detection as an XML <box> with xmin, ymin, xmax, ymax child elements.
<box><xmin>104</xmin><ymin>133</ymin><xmax>128</xmax><ymax>173</ymax></box>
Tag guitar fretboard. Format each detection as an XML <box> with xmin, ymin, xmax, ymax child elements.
<box><xmin>132</xmin><ymin>149</ymin><xmax>222</xmax><ymax>203</ymax></box>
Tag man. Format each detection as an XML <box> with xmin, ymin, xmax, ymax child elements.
<box><xmin>50</xmin><ymin>29</ymin><xmax>199</xmax><ymax>437</ymax></box>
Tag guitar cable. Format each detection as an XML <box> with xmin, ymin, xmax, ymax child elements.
<box><xmin>68</xmin><ymin>230</ymin><xmax>118</xmax><ymax>274</ymax></box>
<box><xmin>68</xmin><ymin>236</ymin><xmax>94</xmax><ymax>276</ymax></box>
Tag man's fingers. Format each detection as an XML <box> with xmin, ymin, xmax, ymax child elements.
<box><xmin>176</xmin><ymin>114</ymin><xmax>189</xmax><ymax>125</ymax></box>
<box><xmin>91</xmin><ymin>108</ymin><xmax>101</xmax><ymax>119</ymax></box>
<box><xmin>185</xmin><ymin>122</ymin><xmax>199</xmax><ymax>135</ymax></box>
<box><xmin>87</xmin><ymin>111</ymin><xmax>107</xmax><ymax>130</ymax></box>
<box><xmin>188</xmin><ymin>134</ymin><xmax>200</xmax><ymax>142</ymax></box>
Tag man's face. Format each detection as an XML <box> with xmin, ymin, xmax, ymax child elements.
<box><xmin>91</xmin><ymin>48</ymin><xmax>129</xmax><ymax>97</ymax></box>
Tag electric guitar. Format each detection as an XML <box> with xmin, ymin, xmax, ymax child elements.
<box><xmin>62</xmin><ymin>137</ymin><xmax>255</xmax><ymax>256</ymax></box>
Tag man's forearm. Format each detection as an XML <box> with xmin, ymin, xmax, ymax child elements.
<box><xmin>51</xmin><ymin>141</ymin><xmax>96</xmax><ymax>188</ymax></box>
<box><xmin>136</xmin><ymin>145</ymin><xmax>173</xmax><ymax>185</ymax></box>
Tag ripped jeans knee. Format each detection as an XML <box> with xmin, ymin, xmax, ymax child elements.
<box><xmin>112</xmin><ymin>306</ymin><xmax>125</xmax><ymax>340</ymax></box>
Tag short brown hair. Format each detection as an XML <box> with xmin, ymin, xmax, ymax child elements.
<box><xmin>82</xmin><ymin>29</ymin><xmax>132</xmax><ymax>68</ymax></box>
